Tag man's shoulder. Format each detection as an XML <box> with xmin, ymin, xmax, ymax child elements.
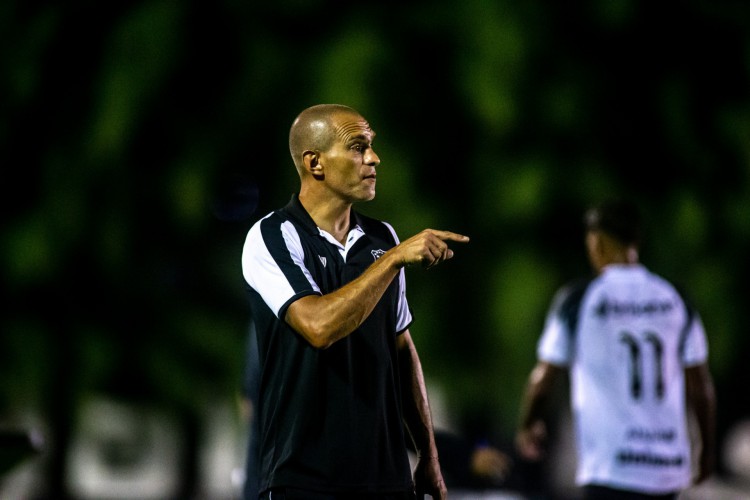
<box><xmin>352</xmin><ymin>209</ymin><xmax>386</xmax><ymax>227</ymax></box>
<box><xmin>549</xmin><ymin>276</ymin><xmax>594</xmax><ymax>317</ymax></box>
<box><xmin>353</xmin><ymin>211</ymin><xmax>396</xmax><ymax>241</ymax></box>
<box><xmin>246</xmin><ymin>209</ymin><xmax>287</xmax><ymax>235</ymax></box>
<box><xmin>557</xmin><ymin>276</ymin><xmax>595</xmax><ymax>302</ymax></box>
<box><xmin>621</xmin><ymin>266</ymin><xmax>687</xmax><ymax>300</ymax></box>
<box><xmin>251</xmin><ymin>202</ymin><xmax>309</xmax><ymax>231</ymax></box>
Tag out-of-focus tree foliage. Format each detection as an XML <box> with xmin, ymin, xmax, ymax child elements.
<box><xmin>2</xmin><ymin>0</ymin><xmax>749</xmax><ymax>494</ymax></box>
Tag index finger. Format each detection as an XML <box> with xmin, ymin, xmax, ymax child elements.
<box><xmin>430</xmin><ymin>230</ymin><xmax>470</xmax><ymax>243</ymax></box>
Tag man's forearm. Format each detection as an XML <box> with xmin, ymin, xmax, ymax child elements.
<box><xmin>286</xmin><ymin>250</ymin><xmax>403</xmax><ymax>348</ymax></box>
<box><xmin>519</xmin><ymin>362</ymin><xmax>558</xmax><ymax>428</ymax></box>
<box><xmin>285</xmin><ymin>228</ymin><xmax>468</xmax><ymax>348</ymax></box>
<box><xmin>398</xmin><ymin>333</ymin><xmax>439</xmax><ymax>458</ymax></box>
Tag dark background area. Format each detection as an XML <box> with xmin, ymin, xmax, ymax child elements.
<box><xmin>2</xmin><ymin>0</ymin><xmax>749</xmax><ymax>497</ymax></box>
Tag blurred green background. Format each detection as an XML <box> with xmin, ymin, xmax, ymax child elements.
<box><xmin>2</xmin><ymin>0</ymin><xmax>749</xmax><ymax>497</ymax></box>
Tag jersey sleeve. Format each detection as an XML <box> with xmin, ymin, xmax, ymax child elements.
<box><xmin>681</xmin><ymin>310</ymin><xmax>709</xmax><ymax>366</ymax></box>
<box><xmin>537</xmin><ymin>285</ymin><xmax>575</xmax><ymax>366</ymax></box>
<box><xmin>383</xmin><ymin>221</ymin><xmax>413</xmax><ymax>333</ymax></box>
<box><xmin>241</xmin><ymin>215</ymin><xmax>321</xmax><ymax>318</ymax></box>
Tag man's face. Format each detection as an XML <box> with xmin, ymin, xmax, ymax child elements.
<box><xmin>318</xmin><ymin>112</ymin><xmax>380</xmax><ymax>203</ymax></box>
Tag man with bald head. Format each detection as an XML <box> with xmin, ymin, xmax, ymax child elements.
<box><xmin>241</xmin><ymin>104</ymin><xmax>467</xmax><ymax>499</ymax></box>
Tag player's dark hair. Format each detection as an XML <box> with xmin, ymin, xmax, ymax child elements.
<box><xmin>583</xmin><ymin>199</ymin><xmax>642</xmax><ymax>246</ymax></box>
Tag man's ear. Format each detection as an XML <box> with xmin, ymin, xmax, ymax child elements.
<box><xmin>302</xmin><ymin>150</ymin><xmax>324</xmax><ymax>179</ymax></box>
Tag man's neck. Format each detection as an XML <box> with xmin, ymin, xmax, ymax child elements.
<box><xmin>298</xmin><ymin>192</ymin><xmax>352</xmax><ymax>244</ymax></box>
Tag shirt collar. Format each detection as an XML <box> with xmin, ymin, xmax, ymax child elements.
<box><xmin>284</xmin><ymin>193</ymin><xmax>366</xmax><ymax>239</ymax></box>
<box><xmin>601</xmin><ymin>263</ymin><xmax>647</xmax><ymax>277</ymax></box>
<box><xmin>283</xmin><ymin>194</ymin><xmax>319</xmax><ymax>235</ymax></box>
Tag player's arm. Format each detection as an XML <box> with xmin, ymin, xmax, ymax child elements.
<box><xmin>286</xmin><ymin>229</ymin><xmax>468</xmax><ymax>348</ymax></box>
<box><xmin>515</xmin><ymin>361</ymin><xmax>565</xmax><ymax>461</ymax></box>
<box><xmin>397</xmin><ymin>330</ymin><xmax>447</xmax><ymax>500</ymax></box>
<box><xmin>685</xmin><ymin>362</ymin><xmax>716</xmax><ymax>484</ymax></box>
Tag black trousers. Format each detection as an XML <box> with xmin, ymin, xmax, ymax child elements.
<box><xmin>259</xmin><ymin>487</ymin><xmax>416</xmax><ymax>500</ymax></box>
<box><xmin>582</xmin><ymin>484</ymin><xmax>678</xmax><ymax>500</ymax></box>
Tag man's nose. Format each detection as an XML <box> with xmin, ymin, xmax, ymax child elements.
<box><xmin>366</xmin><ymin>148</ymin><xmax>380</xmax><ymax>166</ymax></box>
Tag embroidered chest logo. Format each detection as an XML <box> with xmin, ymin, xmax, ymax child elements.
<box><xmin>371</xmin><ymin>249</ymin><xmax>386</xmax><ymax>261</ymax></box>
<box><xmin>318</xmin><ymin>255</ymin><xmax>327</xmax><ymax>267</ymax></box>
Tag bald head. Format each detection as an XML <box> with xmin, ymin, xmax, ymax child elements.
<box><xmin>288</xmin><ymin>104</ymin><xmax>364</xmax><ymax>172</ymax></box>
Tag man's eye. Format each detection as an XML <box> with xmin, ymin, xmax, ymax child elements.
<box><xmin>351</xmin><ymin>144</ymin><xmax>364</xmax><ymax>153</ymax></box>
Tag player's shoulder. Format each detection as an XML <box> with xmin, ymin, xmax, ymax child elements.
<box><xmin>558</xmin><ymin>276</ymin><xmax>595</xmax><ymax>302</ymax></box>
<box><xmin>353</xmin><ymin>210</ymin><xmax>398</xmax><ymax>243</ymax></box>
<box><xmin>352</xmin><ymin>209</ymin><xmax>386</xmax><ymax>228</ymax></box>
<box><xmin>640</xmin><ymin>266</ymin><xmax>674</xmax><ymax>285</ymax></box>
<box><xmin>544</xmin><ymin>276</ymin><xmax>595</xmax><ymax>335</ymax></box>
<box><xmin>658</xmin><ymin>274</ymin><xmax>700</xmax><ymax>314</ymax></box>
<box><xmin>550</xmin><ymin>276</ymin><xmax>595</xmax><ymax>315</ymax></box>
<box><xmin>641</xmin><ymin>267</ymin><xmax>692</xmax><ymax>300</ymax></box>
<box><xmin>245</xmin><ymin>209</ymin><xmax>284</xmax><ymax>236</ymax></box>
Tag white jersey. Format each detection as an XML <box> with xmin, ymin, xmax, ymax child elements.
<box><xmin>537</xmin><ymin>264</ymin><xmax>708</xmax><ymax>494</ymax></box>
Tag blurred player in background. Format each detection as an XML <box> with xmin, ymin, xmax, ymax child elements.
<box><xmin>516</xmin><ymin>199</ymin><xmax>716</xmax><ymax>500</ymax></box>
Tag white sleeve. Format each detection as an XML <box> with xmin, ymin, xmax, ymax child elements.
<box><xmin>537</xmin><ymin>288</ymin><xmax>574</xmax><ymax>366</ymax></box>
<box><xmin>682</xmin><ymin>312</ymin><xmax>709</xmax><ymax>366</ymax></box>
<box><xmin>383</xmin><ymin>221</ymin><xmax>413</xmax><ymax>332</ymax></box>
<box><xmin>241</xmin><ymin>217</ymin><xmax>320</xmax><ymax>318</ymax></box>
<box><xmin>537</xmin><ymin>314</ymin><xmax>573</xmax><ymax>366</ymax></box>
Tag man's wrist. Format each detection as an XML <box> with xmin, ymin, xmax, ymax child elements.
<box><xmin>380</xmin><ymin>248</ymin><xmax>406</xmax><ymax>269</ymax></box>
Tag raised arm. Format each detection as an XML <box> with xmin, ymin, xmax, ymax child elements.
<box><xmin>285</xmin><ymin>229</ymin><xmax>469</xmax><ymax>348</ymax></box>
